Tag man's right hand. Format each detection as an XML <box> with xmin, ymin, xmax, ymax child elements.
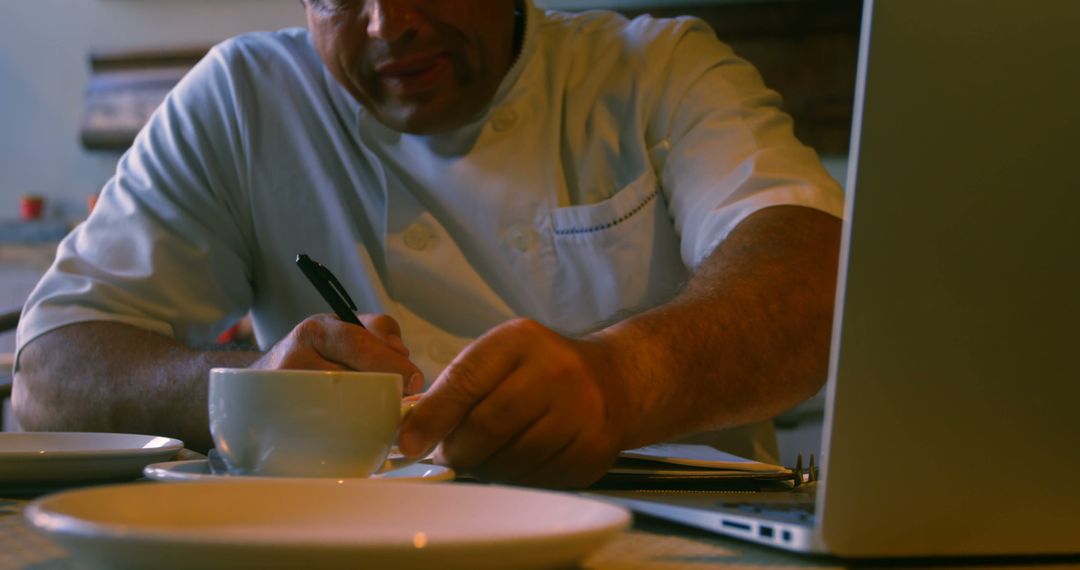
<box><xmin>250</xmin><ymin>313</ymin><xmax>425</xmax><ymax>394</ymax></box>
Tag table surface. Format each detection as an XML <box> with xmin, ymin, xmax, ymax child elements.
<box><xmin>0</xmin><ymin>490</ymin><xmax>844</xmax><ymax>570</ymax></box>
<box><xmin>5</xmin><ymin>488</ymin><xmax>1080</xmax><ymax>570</ymax></box>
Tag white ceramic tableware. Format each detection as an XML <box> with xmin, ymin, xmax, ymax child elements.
<box><xmin>142</xmin><ymin>459</ymin><xmax>454</xmax><ymax>483</ymax></box>
<box><xmin>209</xmin><ymin>368</ymin><xmax>417</xmax><ymax>478</ymax></box>
<box><xmin>0</xmin><ymin>432</ymin><xmax>183</xmax><ymax>488</ymax></box>
<box><xmin>26</xmin><ymin>479</ymin><xmax>631</xmax><ymax>570</ymax></box>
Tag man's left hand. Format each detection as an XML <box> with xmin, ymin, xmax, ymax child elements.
<box><xmin>398</xmin><ymin>318</ymin><xmax>629</xmax><ymax>488</ymax></box>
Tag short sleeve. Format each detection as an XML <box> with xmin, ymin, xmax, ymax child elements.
<box><xmin>14</xmin><ymin>42</ymin><xmax>257</xmax><ymax>366</ymax></box>
<box><xmin>645</xmin><ymin>18</ymin><xmax>845</xmax><ymax>269</ymax></box>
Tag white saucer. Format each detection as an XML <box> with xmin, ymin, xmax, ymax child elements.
<box><xmin>0</xmin><ymin>432</ymin><xmax>184</xmax><ymax>487</ymax></box>
<box><xmin>143</xmin><ymin>459</ymin><xmax>455</xmax><ymax>483</ymax></box>
<box><xmin>27</xmin><ymin>479</ymin><xmax>630</xmax><ymax>570</ymax></box>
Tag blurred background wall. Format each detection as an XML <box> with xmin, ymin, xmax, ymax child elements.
<box><xmin>0</xmin><ymin>0</ymin><xmax>306</xmax><ymax>221</ymax></box>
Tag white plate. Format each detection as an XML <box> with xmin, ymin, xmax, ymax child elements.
<box><xmin>0</xmin><ymin>432</ymin><xmax>184</xmax><ymax>487</ymax></box>
<box><xmin>143</xmin><ymin>459</ymin><xmax>455</xmax><ymax>483</ymax></box>
<box><xmin>26</xmin><ymin>480</ymin><xmax>631</xmax><ymax>570</ymax></box>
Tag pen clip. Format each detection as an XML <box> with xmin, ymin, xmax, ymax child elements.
<box><xmin>319</xmin><ymin>262</ymin><xmax>358</xmax><ymax>312</ymax></box>
<box><xmin>296</xmin><ymin>253</ymin><xmax>363</xmax><ymax>327</ymax></box>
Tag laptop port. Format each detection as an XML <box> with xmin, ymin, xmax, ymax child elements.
<box><xmin>782</xmin><ymin>529</ymin><xmax>793</xmax><ymax>542</ymax></box>
<box><xmin>759</xmin><ymin>525</ymin><xmax>774</xmax><ymax>539</ymax></box>
<box><xmin>721</xmin><ymin>519</ymin><xmax>751</xmax><ymax>533</ymax></box>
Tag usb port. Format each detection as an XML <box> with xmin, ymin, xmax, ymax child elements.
<box><xmin>759</xmin><ymin>525</ymin><xmax>774</xmax><ymax>539</ymax></box>
<box><xmin>721</xmin><ymin>519</ymin><xmax>751</xmax><ymax>533</ymax></box>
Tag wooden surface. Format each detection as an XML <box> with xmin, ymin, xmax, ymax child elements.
<box><xmin>4</xmin><ymin>491</ymin><xmax>1078</xmax><ymax>569</ymax></box>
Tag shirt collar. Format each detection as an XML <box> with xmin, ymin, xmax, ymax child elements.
<box><xmin>488</xmin><ymin>0</ymin><xmax>541</xmax><ymax>110</ymax></box>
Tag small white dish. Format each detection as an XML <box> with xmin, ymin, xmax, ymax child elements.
<box><xmin>143</xmin><ymin>459</ymin><xmax>455</xmax><ymax>483</ymax></box>
<box><xmin>0</xmin><ymin>432</ymin><xmax>183</xmax><ymax>487</ymax></box>
<box><xmin>27</xmin><ymin>479</ymin><xmax>630</xmax><ymax>570</ymax></box>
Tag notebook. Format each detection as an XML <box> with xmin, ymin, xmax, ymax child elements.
<box><xmin>590</xmin><ymin>0</ymin><xmax>1080</xmax><ymax>557</ymax></box>
<box><xmin>597</xmin><ymin>443</ymin><xmax>792</xmax><ymax>487</ymax></box>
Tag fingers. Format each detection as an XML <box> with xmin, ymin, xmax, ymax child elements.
<box><xmin>443</xmin><ymin>363</ymin><xmax>615</xmax><ymax>488</ymax></box>
<box><xmin>399</xmin><ymin>317</ymin><xmax>624</xmax><ymax>488</ymax></box>
<box><xmin>398</xmin><ymin>322</ymin><xmax>524</xmax><ymax>457</ymax></box>
<box><xmin>436</xmin><ymin>368</ymin><xmax>549</xmax><ymax>470</ymax></box>
<box><xmin>433</xmin><ymin>402</ymin><xmax>616</xmax><ymax>488</ymax></box>
<box><xmin>360</xmin><ymin>314</ymin><xmax>409</xmax><ymax>357</ymax></box>
<box><xmin>358</xmin><ymin>313</ymin><xmax>420</xmax><ymax>390</ymax></box>
<box><xmin>516</xmin><ymin>428</ymin><xmax>617</xmax><ymax>489</ymax></box>
<box><xmin>461</xmin><ymin>412</ymin><xmax>576</xmax><ymax>483</ymax></box>
<box><xmin>256</xmin><ymin>314</ymin><xmax>424</xmax><ymax>391</ymax></box>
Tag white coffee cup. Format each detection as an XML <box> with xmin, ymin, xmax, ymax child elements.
<box><xmin>208</xmin><ymin>368</ymin><xmax>419</xmax><ymax>478</ymax></box>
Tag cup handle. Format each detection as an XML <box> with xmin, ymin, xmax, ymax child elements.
<box><xmin>376</xmin><ymin>398</ymin><xmax>427</xmax><ymax>474</ymax></box>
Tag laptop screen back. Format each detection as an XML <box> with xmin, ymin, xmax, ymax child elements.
<box><xmin>819</xmin><ymin>0</ymin><xmax>1080</xmax><ymax>557</ymax></box>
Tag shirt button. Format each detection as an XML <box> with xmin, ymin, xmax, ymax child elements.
<box><xmin>402</xmin><ymin>223</ymin><xmax>432</xmax><ymax>251</ymax></box>
<box><xmin>491</xmin><ymin>107</ymin><xmax>518</xmax><ymax>132</ymax></box>
<box><xmin>427</xmin><ymin>338</ymin><xmax>459</xmax><ymax>364</ymax></box>
<box><xmin>505</xmin><ymin>224</ymin><xmax>535</xmax><ymax>253</ymax></box>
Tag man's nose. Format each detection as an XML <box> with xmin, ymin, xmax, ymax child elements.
<box><xmin>366</xmin><ymin>0</ymin><xmax>420</xmax><ymax>41</ymax></box>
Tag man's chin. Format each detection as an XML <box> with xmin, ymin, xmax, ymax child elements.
<box><xmin>372</xmin><ymin>101</ymin><xmax>480</xmax><ymax>135</ymax></box>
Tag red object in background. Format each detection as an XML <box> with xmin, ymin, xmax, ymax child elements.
<box><xmin>216</xmin><ymin>323</ymin><xmax>240</xmax><ymax>345</ymax></box>
<box><xmin>87</xmin><ymin>193</ymin><xmax>99</xmax><ymax>215</ymax></box>
<box><xmin>216</xmin><ymin>314</ymin><xmax>253</xmax><ymax>346</ymax></box>
<box><xmin>20</xmin><ymin>195</ymin><xmax>45</xmax><ymax>221</ymax></box>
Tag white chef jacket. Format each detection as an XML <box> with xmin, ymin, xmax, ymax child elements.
<box><xmin>17</xmin><ymin>1</ymin><xmax>843</xmax><ymax>462</ymax></box>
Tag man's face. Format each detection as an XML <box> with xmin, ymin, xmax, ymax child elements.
<box><xmin>306</xmin><ymin>0</ymin><xmax>518</xmax><ymax>134</ymax></box>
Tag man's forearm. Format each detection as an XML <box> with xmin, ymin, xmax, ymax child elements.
<box><xmin>596</xmin><ymin>205</ymin><xmax>842</xmax><ymax>450</ymax></box>
<box><xmin>12</xmin><ymin>322</ymin><xmax>259</xmax><ymax>451</ymax></box>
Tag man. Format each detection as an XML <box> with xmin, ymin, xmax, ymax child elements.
<box><xmin>13</xmin><ymin>0</ymin><xmax>843</xmax><ymax>488</ymax></box>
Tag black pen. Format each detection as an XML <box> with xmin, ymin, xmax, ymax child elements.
<box><xmin>295</xmin><ymin>253</ymin><xmax>365</xmax><ymax>328</ymax></box>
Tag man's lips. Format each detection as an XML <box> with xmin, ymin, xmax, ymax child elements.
<box><xmin>375</xmin><ymin>51</ymin><xmax>448</xmax><ymax>79</ymax></box>
<box><xmin>373</xmin><ymin>52</ymin><xmax>451</xmax><ymax>96</ymax></box>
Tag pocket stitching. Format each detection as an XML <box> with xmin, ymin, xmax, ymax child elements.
<box><xmin>552</xmin><ymin>189</ymin><xmax>658</xmax><ymax>235</ymax></box>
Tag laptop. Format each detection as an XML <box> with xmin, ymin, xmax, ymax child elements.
<box><xmin>593</xmin><ymin>0</ymin><xmax>1080</xmax><ymax>557</ymax></box>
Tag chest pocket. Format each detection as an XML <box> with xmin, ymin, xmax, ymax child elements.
<box><xmin>546</xmin><ymin>167</ymin><xmax>688</xmax><ymax>334</ymax></box>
